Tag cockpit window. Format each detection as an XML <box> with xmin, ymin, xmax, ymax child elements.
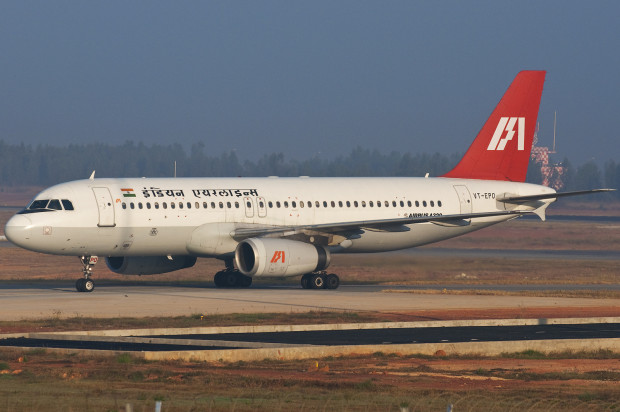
<box><xmin>29</xmin><ymin>200</ymin><xmax>50</xmax><ymax>209</ymax></box>
<box><xmin>48</xmin><ymin>199</ymin><xmax>62</xmax><ymax>210</ymax></box>
<box><xmin>18</xmin><ymin>198</ymin><xmax>75</xmax><ymax>214</ymax></box>
<box><xmin>61</xmin><ymin>199</ymin><xmax>74</xmax><ymax>210</ymax></box>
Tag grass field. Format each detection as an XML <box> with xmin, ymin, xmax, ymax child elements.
<box><xmin>0</xmin><ymin>348</ymin><xmax>619</xmax><ymax>411</ymax></box>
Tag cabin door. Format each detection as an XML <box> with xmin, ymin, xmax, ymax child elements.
<box><xmin>92</xmin><ymin>187</ymin><xmax>116</xmax><ymax>227</ymax></box>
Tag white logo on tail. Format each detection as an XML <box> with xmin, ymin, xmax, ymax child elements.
<box><xmin>487</xmin><ymin>117</ymin><xmax>525</xmax><ymax>151</ymax></box>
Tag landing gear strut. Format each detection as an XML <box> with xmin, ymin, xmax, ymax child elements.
<box><xmin>301</xmin><ymin>272</ymin><xmax>340</xmax><ymax>290</ymax></box>
<box><xmin>76</xmin><ymin>256</ymin><xmax>98</xmax><ymax>292</ymax></box>
<box><xmin>213</xmin><ymin>258</ymin><xmax>252</xmax><ymax>288</ymax></box>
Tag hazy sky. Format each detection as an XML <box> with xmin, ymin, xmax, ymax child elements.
<box><xmin>1</xmin><ymin>1</ymin><xmax>619</xmax><ymax>165</ymax></box>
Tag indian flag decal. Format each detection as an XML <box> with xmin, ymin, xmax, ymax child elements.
<box><xmin>121</xmin><ymin>188</ymin><xmax>136</xmax><ymax>198</ymax></box>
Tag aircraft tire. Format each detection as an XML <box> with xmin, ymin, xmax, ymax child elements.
<box><xmin>213</xmin><ymin>271</ymin><xmax>224</xmax><ymax>287</ymax></box>
<box><xmin>237</xmin><ymin>274</ymin><xmax>252</xmax><ymax>288</ymax></box>
<box><xmin>75</xmin><ymin>278</ymin><xmax>85</xmax><ymax>292</ymax></box>
<box><xmin>311</xmin><ymin>274</ymin><xmax>325</xmax><ymax>289</ymax></box>
<box><xmin>83</xmin><ymin>279</ymin><xmax>95</xmax><ymax>292</ymax></box>
<box><xmin>300</xmin><ymin>274</ymin><xmax>312</xmax><ymax>289</ymax></box>
<box><xmin>325</xmin><ymin>274</ymin><xmax>340</xmax><ymax>290</ymax></box>
<box><xmin>224</xmin><ymin>272</ymin><xmax>238</xmax><ymax>288</ymax></box>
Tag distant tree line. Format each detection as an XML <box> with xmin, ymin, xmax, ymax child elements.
<box><xmin>0</xmin><ymin>140</ymin><xmax>617</xmax><ymax>199</ymax></box>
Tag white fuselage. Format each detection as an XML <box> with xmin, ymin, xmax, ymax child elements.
<box><xmin>5</xmin><ymin>176</ymin><xmax>554</xmax><ymax>258</ymax></box>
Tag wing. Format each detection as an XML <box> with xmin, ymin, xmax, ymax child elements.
<box><xmin>231</xmin><ymin>209</ymin><xmax>532</xmax><ymax>240</ymax></box>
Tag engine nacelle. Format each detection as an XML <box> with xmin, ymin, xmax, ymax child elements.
<box><xmin>235</xmin><ymin>238</ymin><xmax>330</xmax><ymax>277</ymax></box>
<box><xmin>105</xmin><ymin>256</ymin><xmax>197</xmax><ymax>275</ymax></box>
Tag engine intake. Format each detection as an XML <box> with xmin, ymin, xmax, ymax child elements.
<box><xmin>106</xmin><ymin>256</ymin><xmax>197</xmax><ymax>275</ymax></box>
<box><xmin>235</xmin><ymin>238</ymin><xmax>330</xmax><ymax>277</ymax></box>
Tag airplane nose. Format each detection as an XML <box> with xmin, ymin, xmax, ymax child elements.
<box><xmin>4</xmin><ymin>215</ymin><xmax>33</xmax><ymax>247</ymax></box>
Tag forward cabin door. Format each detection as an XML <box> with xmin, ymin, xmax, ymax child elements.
<box><xmin>92</xmin><ymin>187</ymin><xmax>116</xmax><ymax>227</ymax></box>
<box><xmin>453</xmin><ymin>185</ymin><xmax>472</xmax><ymax>224</ymax></box>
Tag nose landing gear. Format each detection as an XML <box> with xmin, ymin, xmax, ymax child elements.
<box><xmin>76</xmin><ymin>256</ymin><xmax>98</xmax><ymax>292</ymax></box>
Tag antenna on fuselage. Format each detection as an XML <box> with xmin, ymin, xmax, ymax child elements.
<box><xmin>89</xmin><ymin>171</ymin><xmax>95</xmax><ymax>180</ymax></box>
<box><xmin>174</xmin><ymin>161</ymin><xmax>177</xmax><ymax>178</ymax></box>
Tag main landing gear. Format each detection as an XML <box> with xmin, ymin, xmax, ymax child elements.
<box><xmin>300</xmin><ymin>272</ymin><xmax>340</xmax><ymax>290</ymax></box>
<box><xmin>76</xmin><ymin>255</ymin><xmax>98</xmax><ymax>292</ymax></box>
<box><xmin>213</xmin><ymin>270</ymin><xmax>252</xmax><ymax>288</ymax></box>
<box><xmin>213</xmin><ymin>259</ymin><xmax>252</xmax><ymax>288</ymax></box>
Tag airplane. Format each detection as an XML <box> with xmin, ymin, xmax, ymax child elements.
<box><xmin>4</xmin><ymin>71</ymin><xmax>614</xmax><ymax>292</ymax></box>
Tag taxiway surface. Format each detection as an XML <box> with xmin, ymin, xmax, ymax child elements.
<box><xmin>0</xmin><ymin>283</ymin><xmax>618</xmax><ymax>321</ymax></box>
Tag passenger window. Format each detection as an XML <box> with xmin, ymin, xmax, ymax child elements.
<box><xmin>219</xmin><ymin>202</ymin><xmax>224</xmax><ymax>209</ymax></box>
<box><xmin>438</xmin><ymin>200</ymin><xmax>442</xmax><ymax>207</ymax></box>
<box><xmin>171</xmin><ymin>202</ymin><xmax>176</xmax><ymax>209</ymax></box>
<box><xmin>377</xmin><ymin>201</ymin><xmax>381</xmax><ymax>208</ymax></box>
<box><xmin>122</xmin><ymin>202</ymin><xmax>127</xmax><ymax>210</ymax></box>
<box><xmin>392</xmin><ymin>201</ymin><xmax>397</xmax><ymax>207</ymax></box>
<box><xmin>187</xmin><ymin>202</ymin><xmax>191</xmax><ymax>209</ymax></box>
<box><xmin>353</xmin><ymin>201</ymin><xmax>358</xmax><ymax>207</ymax></box>
<box><xmin>179</xmin><ymin>202</ymin><xmax>183</xmax><ymax>209</ymax></box>
<box><xmin>259</xmin><ymin>201</ymin><xmax>265</xmax><ymax>208</ymax></box>
<box><xmin>155</xmin><ymin>202</ymin><xmax>160</xmax><ymax>209</ymax></box>
<box><xmin>384</xmin><ymin>201</ymin><xmax>389</xmax><ymax>207</ymax></box>
<box><xmin>203</xmin><ymin>202</ymin><xmax>208</xmax><ymax>209</ymax></box>
<box><xmin>369</xmin><ymin>201</ymin><xmax>373</xmax><ymax>207</ymax></box>
<box><xmin>235</xmin><ymin>202</ymin><xmax>240</xmax><ymax>208</ymax></box>
<box><xmin>300</xmin><ymin>201</ymin><xmax>304</xmax><ymax>208</ymax></box>
<box><xmin>268</xmin><ymin>201</ymin><xmax>273</xmax><ymax>208</ymax></box>
<box><xmin>276</xmin><ymin>201</ymin><xmax>281</xmax><ymax>208</ymax></box>
<box><xmin>399</xmin><ymin>200</ymin><xmax>404</xmax><ymax>207</ymax></box>
<box><xmin>211</xmin><ymin>202</ymin><xmax>216</xmax><ymax>209</ymax></box>
<box><xmin>316</xmin><ymin>201</ymin><xmax>320</xmax><ymax>208</ymax></box>
<box><xmin>338</xmin><ymin>201</ymin><xmax>343</xmax><ymax>207</ymax></box>
<box><xmin>130</xmin><ymin>203</ymin><xmax>135</xmax><ymax>209</ymax></box>
<box><xmin>146</xmin><ymin>202</ymin><xmax>151</xmax><ymax>209</ymax></box>
<box><xmin>407</xmin><ymin>200</ymin><xmax>412</xmax><ymax>207</ymax></box>
<box><xmin>361</xmin><ymin>201</ymin><xmax>366</xmax><ymax>207</ymax></box>
<box><xmin>346</xmin><ymin>201</ymin><xmax>351</xmax><ymax>207</ymax></box>
<box><xmin>246</xmin><ymin>201</ymin><xmax>252</xmax><ymax>208</ymax></box>
<box><xmin>307</xmin><ymin>201</ymin><xmax>312</xmax><ymax>208</ymax></box>
<box><xmin>227</xmin><ymin>201</ymin><xmax>232</xmax><ymax>208</ymax></box>
<box><xmin>331</xmin><ymin>201</ymin><xmax>335</xmax><ymax>208</ymax></box>
<box><xmin>284</xmin><ymin>201</ymin><xmax>289</xmax><ymax>208</ymax></box>
<box><xmin>163</xmin><ymin>202</ymin><xmax>168</xmax><ymax>209</ymax></box>
<box><xmin>195</xmin><ymin>202</ymin><xmax>200</xmax><ymax>209</ymax></box>
<box><xmin>292</xmin><ymin>201</ymin><xmax>297</xmax><ymax>208</ymax></box>
<box><xmin>48</xmin><ymin>199</ymin><xmax>62</xmax><ymax>210</ymax></box>
<box><xmin>430</xmin><ymin>201</ymin><xmax>435</xmax><ymax>207</ymax></box>
<box><xmin>423</xmin><ymin>201</ymin><xmax>427</xmax><ymax>207</ymax></box>
<box><xmin>415</xmin><ymin>201</ymin><xmax>420</xmax><ymax>207</ymax></box>
<box><xmin>323</xmin><ymin>201</ymin><xmax>328</xmax><ymax>208</ymax></box>
<box><xmin>138</xmin><ymin>202</ymin><xmax>143</xmax><ymax>209</ymax></box>
<box><xmin>61</xmin><ymin>200</ymin><xmax>74</xmax><ymax>210</ymax></box>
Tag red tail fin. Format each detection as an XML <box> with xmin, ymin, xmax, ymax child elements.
<box><xmin>442</xmin><ymin>71</ymin><xmax>546</xmax><ymax>182</ymax></box>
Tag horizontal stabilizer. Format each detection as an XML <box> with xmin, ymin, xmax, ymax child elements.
<box><xmin>498</xmin><ymin>188</ymin><xmax>616</xmax><ymax>203</ymax></box>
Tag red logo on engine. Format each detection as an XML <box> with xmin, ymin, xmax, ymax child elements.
<box><xmin>270</xmin><ymin>251</ymin><xmax>285</xmax><ymax>263</ymax></box>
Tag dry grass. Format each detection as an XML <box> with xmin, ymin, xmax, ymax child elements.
<box><xmin>382</xmin><ymin>288</ymin><xmax>620</xmax><ymax>299</ymax></box>
<box><xmin>0</xmin><ymin>348</ymin><xmax>619</xmax><ymax>411</ymax></box>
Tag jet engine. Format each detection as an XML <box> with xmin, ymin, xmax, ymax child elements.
<box><xmin>235</xmin><ymin>238</ymin><xmax>330</xmax><ymax>277</ymax></box>
<box><xmin>105</xmin><ymin>256</ymin><xmax>197</xmax><ymax>275</ymax></box>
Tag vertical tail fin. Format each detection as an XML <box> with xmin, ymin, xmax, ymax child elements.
<box><xmin>442</xmin><ymin>71</ymin><xmax>546</xmax><ymax>182</ymax></box>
